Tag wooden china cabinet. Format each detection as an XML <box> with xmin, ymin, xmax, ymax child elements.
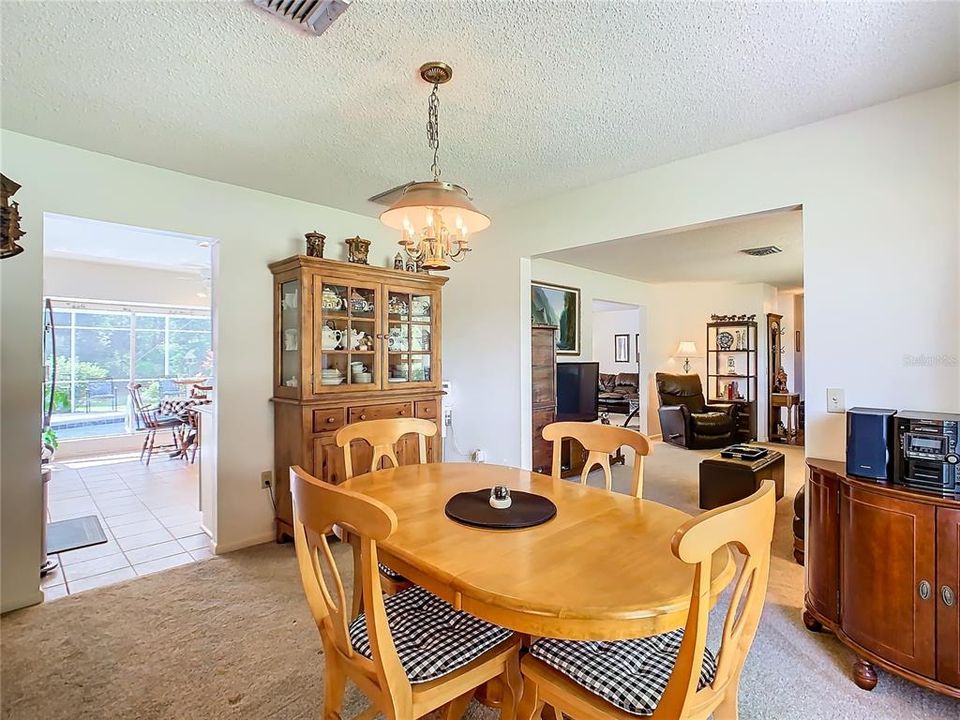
<box><xmin>270</xmin><ymin>255</ymin><xmax>447</xmax><ymax>541</ymax></box>
<box><xmin>804</xmin><ymin>458</ymin><xmax>960</xmax><ymax>698</ymax></box>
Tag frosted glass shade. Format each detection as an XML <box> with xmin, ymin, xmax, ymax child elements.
<box><xmin>380</xmin><ymin>181</ymin><xmax>490</xmax><ymax>234</ymax></box>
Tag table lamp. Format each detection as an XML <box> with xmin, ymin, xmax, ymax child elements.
<box><xmin>674</xmin><ymin>341</ymin><xmax>698</xmax><ymax>373</ymax></box>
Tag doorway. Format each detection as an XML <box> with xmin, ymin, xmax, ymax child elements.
<box><xmin>40</xmin><ymin>214</ymin><xmax>217</xmax><ymax>599</ymax></box>
<box><xmin>526</xmin><ymin>206</ymin><xmax>804</xmax><ymax>449</ymax></box>
<box><xmin>592</xmin><ymin>299</ymin><xmax>644</xmax><ymax>432</ymax></box>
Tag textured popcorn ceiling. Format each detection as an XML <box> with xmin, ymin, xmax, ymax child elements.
<box><xmin>538</xmin><ymin>209</ymin><xmax>804</xmax><ymax>289</ymax></box>
<box><xmin>1</xmin><ymin>1</ymin><xmax>957</xmax><ymax>217</ymax></box>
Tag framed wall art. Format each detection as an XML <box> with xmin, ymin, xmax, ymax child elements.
<box><xmin>531</xmin><ymin>281</ymin><xmax>580</xmax><ymax>355</ymax></box>
<box><xmin>614</xmin><ymin>334</ymin><xmax>630</xmax><ymax>362</ymax></box>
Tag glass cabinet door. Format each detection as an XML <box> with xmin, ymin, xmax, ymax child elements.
<box><xmin>314</xmin><ymin>276</ymin><xmax>380</xmax><ymax>393</ymax></box>
<box><xmin>385</xmin><ymin>287</ymin><xmax>437</xmax><ymax>389</ymax></box>
<box><xmin>277</xmin><ymin>274</ymin><xmax>301</xmax><ymax>396</ymax></box>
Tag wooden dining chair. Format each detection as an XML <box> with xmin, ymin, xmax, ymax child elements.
<box><xmin>542</xmin><ymin>421</ymin><xmax>652</xmax><ymax>497</ymax></box>
<box><xmin>290</xmin><ymin>465</ymin><xmax>522</xmax><ymax>720</ymax></box>
<box><xmin>516</xmin><ymin>481</ymin><xmax>777</xmax><ymax>720</ymax></box>
<box><xmin>336</xmin><ymin>417</ymin><xmax>439</xmax><ymax>600</ymax></box>
<box><xmin>336</xmin><ymin>417</ymin><xmax>438</xmax><ymax>480</ymax></box>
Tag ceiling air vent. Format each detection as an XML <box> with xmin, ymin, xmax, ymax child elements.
<box><xmin>253</xmin><ymin>0</ymin><xmax>351</xmax><ymax>36</ymax></box>
<box><xmin>739</xmin><ymin>245</ymin><xmax>782</xmax><ymax>257</ymax></box>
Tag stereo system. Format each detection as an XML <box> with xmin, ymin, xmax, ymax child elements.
<box><xmin>847</xmin><ymin>407</ymin><xmax>960</xmax><ymax>495</ymax></box>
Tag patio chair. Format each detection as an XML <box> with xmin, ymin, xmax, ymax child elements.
<box><xmin>158</xmin><ymin>377</ymin><xmax>181</xmax><ymax>400</ymax></box>
<box><xmin>129</xmin><ymin>382</ymin><xmax>182</xmax><ymax>465</ymax></box>
<box><xmin>85</xmin><ymin>378</ymin><xmax>117</xmax><ymax>412</ymax></box>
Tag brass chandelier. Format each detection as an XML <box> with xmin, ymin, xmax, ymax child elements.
<box><xmin>380</xmin><ymin>62</ymin><xmax>489</xmax><ymax>271</ymax></box>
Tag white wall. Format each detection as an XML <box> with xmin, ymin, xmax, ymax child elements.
<box><xmin>592</xmin><ymin>308</ymin><xmax>641</xmax><ymax>375</ymax></box>
<box><xmin>443</xmin><ymin>83</ymin><xmax>959</xmax><ymax>472</ymax></box>
<box><xmin>0</xmin><ymin>130</ymin><xmax>398</xmax><ymax>612</ymax></box>
<box><xmin>44</xmin><ymin>256</ymin><xmax>208</xmax><ymax>307</ymax></box>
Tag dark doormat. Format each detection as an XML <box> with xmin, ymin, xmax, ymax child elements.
<box><xmin>46</xmin><ymin>515</ymin><xmax>108</xmax><ymax>554</ymax></box>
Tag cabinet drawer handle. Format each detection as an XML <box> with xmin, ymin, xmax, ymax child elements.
<box><xmin>918</xmin><ymin>580</ymin><xmax>932</xmax><ymax>600</ymax></box>
<box><xmin>326</xmin><ymin>417</ymin><xmax>336</xmax><ymax>424</ymax></box>
<box><xmin>943</xmin><ymin>585</ymin><xmax>956</xmax><ymax>607</ymax></box>
<box><xmin>359</xmin><ymin>414</ymin><xmax>367</xmax><ymax>420</ymax></box>
<box><xmin>398</xmin><ymin>409</ymin><xmax>407</xmax><ymax>416</ymax></box>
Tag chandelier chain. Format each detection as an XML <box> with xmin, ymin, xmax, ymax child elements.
<box><xmin>427</xmin><ymin>83</ymin><xmax>441</xmax><ymax>180</ymax></box>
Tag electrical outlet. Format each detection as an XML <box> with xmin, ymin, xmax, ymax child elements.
<box><xmin>827</xmin><ymin>388</ymin><xmax>845</xmax><ymax>414</ymax></box>
<box><xmin>261</xmin><ymin>470</ymin><xmax>273</xmax><ymax>489</ymax></box>
<box><xmin>443</xmin><ymin>407</ymin><xmax>453</xmax><ymax>426</ymax></box>
<box><xmin>473</xmin><ymin>449</ymin><xmax>487</xmax><ymax>463</ymax></box>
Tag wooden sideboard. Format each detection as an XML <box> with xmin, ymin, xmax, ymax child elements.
<box><xmin>804</xmin><ymin>458</ymin><xmax>959</xmax><ymax>698</ymax></box>
<box><xmin>269</xmin><ymin>256</ymin><xmax>447</xmax><ymax>541</ymax></box>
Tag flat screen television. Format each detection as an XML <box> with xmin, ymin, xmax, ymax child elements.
<box><xmin>556</xmin><ymin>361</ymin><xmax>599</xmax><ymax>422</ymax></box>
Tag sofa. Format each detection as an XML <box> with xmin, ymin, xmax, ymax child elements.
<box><xmin>598</xmin><ymin>372</ymin><xmax>639</xmax><ymax>414</ymax></box>
<box><xmin>655</xmin><ymin>372</ymin><xmax>736</xmax><ymax>449</ymax></box>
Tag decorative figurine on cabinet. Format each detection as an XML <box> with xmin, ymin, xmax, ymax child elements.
<box><xmin>405</xmin><ymin>259</ymin><xmax>416</xmax><ymax>273</ymax></box>
<box><xmin>393</xmin><ymin>252</ymin><xmax>404</xmax><ymax>270</ymax></box>
<box><xmin>304</xmin><ymin>231</ymin><xmax>325</xmax><ymax>258</ymax></box>
<box><xmin>1</xmin><ymin>174</ymin><xmax>26</xmax><ymax>260</ymax></box>
<box><xmin>345</xmin><ymin>235</ymin><xmax>371</xmax><ymax>264</ymax></box>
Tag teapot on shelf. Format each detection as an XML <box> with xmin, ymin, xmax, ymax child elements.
<box><xmin>321</xmin><ymin>287</ymin><xmax>344</xmax><ymax>311</ymax></box>
<box><xmin>322</xmin><ymin>323</ymin><xmax>344</xmax><ymax>350</ymax></box>
<box><xmin>349</xmin><ymin>328</ymin><xmax>366</xmax><ymax>350</ymax></box>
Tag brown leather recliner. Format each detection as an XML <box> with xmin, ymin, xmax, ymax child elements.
<box><xmin>656</xmin><ymin>372</ymin><xmax>736</xmax><ymax>449</ymax></box>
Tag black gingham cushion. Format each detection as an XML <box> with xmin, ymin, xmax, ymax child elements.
<box><xmin>530</xmin><ymin>629</ymin><xmax>717</xmax><ymax>716</ymax></box>
<box><xmin>348</xmin><ymin>585</ymin><xmax>512</xmax><ymax>683</ymax></box>
<box><xmin>378</xmin><ymin>562</ymin><xmax>406</xmax><ymax>581</ymax></box>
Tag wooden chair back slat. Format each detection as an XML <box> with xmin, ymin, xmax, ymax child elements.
<box><xmin>289</xmin><ymin>465</ymin><xmax>411</xmax><ymax>711</ymax></box>
<box><xmin>336</xmin><ymin>418</ymin><xmax>438</xmax><ymax>479</ymax></box>
<box><xmin>654</xmin><ymin>481</ymin><xmax>777</xmax><ymax>719</ymax></box>
<box><xmin>542</xmin><ymin>421</ymin><xmax>652</xmax><ymax>497</ymax></box>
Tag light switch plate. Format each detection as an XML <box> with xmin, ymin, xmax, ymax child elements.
<box><xmin>827</xmin><ymin>388</ymin><xmax>845</xmax><ymax>414</ymax></box>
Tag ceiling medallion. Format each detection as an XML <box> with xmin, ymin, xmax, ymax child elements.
<box><xmin>380</xmin><ymin>62</ymin><xmax>489</xmax><ymax>272</ymax></box>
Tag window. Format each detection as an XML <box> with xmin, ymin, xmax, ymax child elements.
<box><xmin>46</xmin><ymin>301</ymin><xmax>212</xmax><ymax>439</ymax></box>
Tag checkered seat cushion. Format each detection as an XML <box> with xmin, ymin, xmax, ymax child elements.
<box><xmin>529</xmin><ymin>629</ymin><xmax>718</xmax><ymax>716</ymax></box>
<box><xmin>378</xmin><ymin>562</ymin><xmax>406</xmax><ymax>581</ymax></box>
<box><xmin>348</xmin><ymin>585</ymin><xmax>512</xmax><ymax>683</ymax></box>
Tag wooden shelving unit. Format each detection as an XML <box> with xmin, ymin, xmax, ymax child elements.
<box><xmin>706</xmin><ymin>320</ymin><xmax>758</xmax><ymax>441</ymax></box>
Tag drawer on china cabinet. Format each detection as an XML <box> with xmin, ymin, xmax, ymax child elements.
<box><xmin>348</xmin><ymin>402</ymin><xmax>413</xmax><ymax>423</ymax></box>
<box><xmin>312</xmin><ymin>408</ymin><xmax>347</xmax><ymax>434</ymax></box>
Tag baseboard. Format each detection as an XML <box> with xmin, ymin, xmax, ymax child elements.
<box><xmin>213</xmin><ymin>532</ymin><xmax>275</xmax><ymax>555</ymax></box>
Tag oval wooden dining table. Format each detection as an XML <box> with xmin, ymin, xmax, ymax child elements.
<box><xmin>340</xmin><ymin>462</ymin><xmax>735</xmax><ymax>641</ymax></box>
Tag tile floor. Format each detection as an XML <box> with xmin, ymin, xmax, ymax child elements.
<box><xmin>42</xmin><ymin>451</ymin><xmax>212</xmax><ymax>600</ymax></box>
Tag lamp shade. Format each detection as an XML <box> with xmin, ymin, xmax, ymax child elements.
<box><xmin>674</xmin><ymin>341</ymin><xmax>698</xmax><ymax>356</ymax></box>
<box><xmin>380</xmin><ymin>181</ymin><xmax>490</xmax><ymax>234</ymax></box>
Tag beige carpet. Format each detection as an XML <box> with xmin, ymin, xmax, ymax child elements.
<box><xmin>2</xmin><ymin>442</ymin><xmax>958</xmax><ymax>719</ymax></box>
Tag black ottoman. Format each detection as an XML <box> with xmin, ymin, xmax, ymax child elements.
<box><xmin>699</xmin><ymin>450</ymin><xmax>785</xmax><ymax>510</ymax></box>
